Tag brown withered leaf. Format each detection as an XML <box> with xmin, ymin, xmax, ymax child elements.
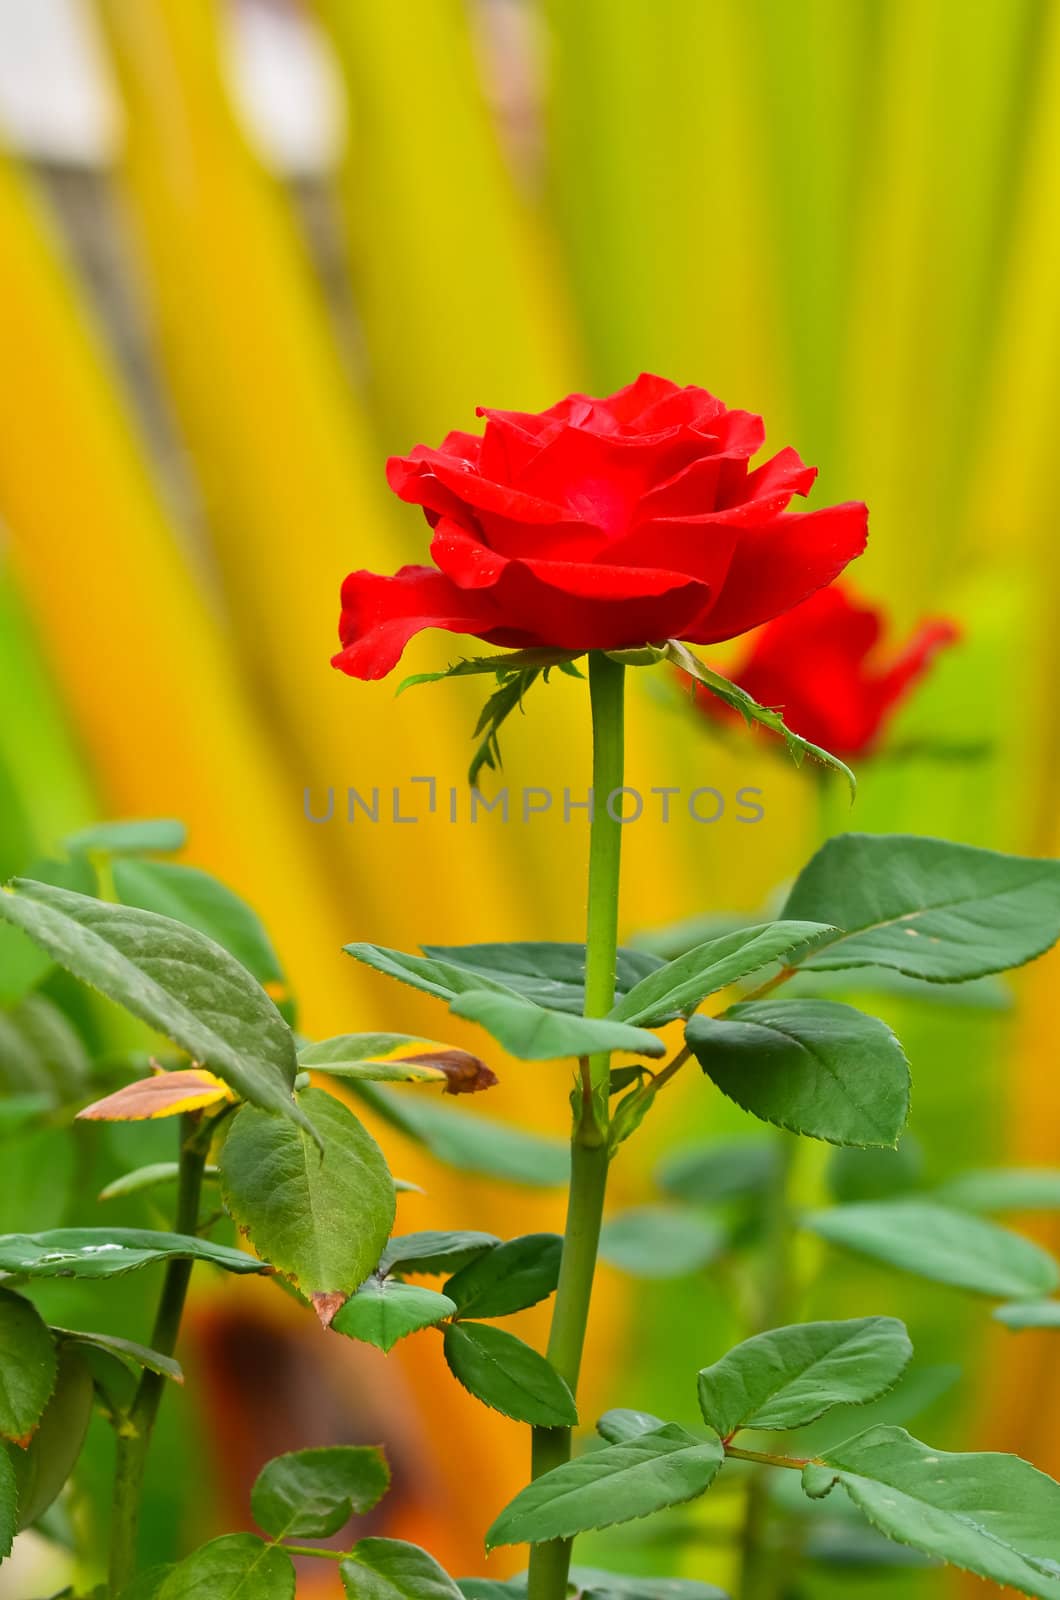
<box><xmin>78</xmin><ymin>1066</ymin><xmax>234</xmax><ymax>1122</ymax></box>
<box><xmin>398</xmin><ymin>1049</ymin><xmax>498</xmax><ymax>1096</ymax></box>
<box><xmin>311</xmin><ymin>1291</ymin><xmax>348</xmax><ymax>1329</ymax></box>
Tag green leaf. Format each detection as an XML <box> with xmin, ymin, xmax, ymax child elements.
<box><xmin>298</xmin><ymin>1034</ymin><xmax>452</xmax><ymax>1085</ymax></box>
<box><xmin>0</xmin><ymin>1228</ymin><xmax>267</xmax><ymax>1280</ymax></box>
<box><xmin>610</xmin><ymin>922</ymin><xmax>836</xmax><ymax>1026</ymax></box>
<box><xmin>994</xmin><ymin>1301</ymin><xmax>1060</xmax><ymax>1330</ymax></box>
<box><xmin>443</xmin><ymin>1234</ymin><xmax>562</xmax><ymax>1319</ymax></box>
<box><xmin>52</xmin><ymin>1329</ymin><xmax>183</xmax><ymax>1385</ymax></box>
<box><xmin>99</xmin><ymin>1163</ymin><xmax>219</xmax><ymax>1204</ymax></box>
<box><xmin>119</xmin><ymin>1566</ymin><xmax>175</xmax><ymax>1599</ymax></box>
<box><xmin>656</xmin><ymin>1138</ymin><xmax>778</xmax><ymax>1207</ymax></box>
<box><xmin>803</xmin><ymin>1426</ymin><xmax>1060</xmax><ymax>1598</ymax></box>
<box><xmin>0</xmin><ymin>1446</ymin><xmax>15</xmax><ymax>1560</ymax></box>
<box><xmin>344</xmin><ymin>943</ymin><xmax>518</xmax><ymax>1004</ymax></box>
<box><xmin>420</xmin><ymin>943</ymin><xmax>664</xmax><ymax>1016</ymax></box>
<box><xmin>599</xmin><ymin>1208</ymin><xmax>724</xmax><ymax>1279</ymax></box>
<box><xmin>7</xmin><ymin>1346</ymin><xmax>94</xmax><ymax>1530</ymax></box>
<box><xmin>572</xmin><ymin>1572</ymin><xmax>730</xmax><ymax>1600</ymax></box>
<box><xmin>0</xmin><ymin>880</ymin><xmax>305</xmax><ymax>1130</ymax></box>
<box><xmin>250</xmin><ymin>1445</ymin><xmax>390</xmax><ymax>1537</ymax></box>
<box><xmin>783</xmin><ymin>834</ymin><xmax>1060</xmax><ymax>982</ymax></box>
<box><xmin>0</xmin><ymin>1125</ymin><xmax>75</xmax><ymax>1233</ymax></box>
<box><xmin>804</xmin><ymin>1201</ymin><xmax>1060</xmax><ymax>1299</ymax></box>
<box><xmin>381</xmin><ymin>1231</ymin><xmax>499</xmax><ymax>1277</ymax></box>
<box><xmin>667</xmin><ymin>641</ymin><xmax>856</xmax><ymax>795</ymax></box>
<box><xmin>0</xmin><ymin>1288</ymin><xmax>56</xmax><ymax>1444</ymax></box>
<box><xmin>697</xmin><ymin>1318</ymin><xmax>913</xmax><ymax>1437</ymax></box>
<box><xmin>112</xmin><ymin>859</ymin><xmax>287</xmax><ymax>1003</ymax></box>
<box><xmin>486</xmin><ymin>1424</ymin><xmax>724</xmax><ymax>1549</ymax></box>
<box><xmin>219</xmin><ymin>1087</ymin><xmax>395</xmax><ymax>1296</ymax></box>
<box><xmin>157</xmin><ymin>1535</ymin><xmax>295</xmax><ymax>1599</ymax></box>
<box><xmin>442</xmin><ymin>1322</ymin><xmax>577</xmax><ymax>1425</ymax></box>
<box><xmin>341</xmin><ymin>1537</ymin><xmax>463</xmax><ymax>1599</ymax></box>
<box><xmin>333</xmin><ymin>1278</ymin><xmax>456</xmax><ymax>1352</ymax></box>
<box><xmin>596</xmin><ymin>1409</ymin><xmax>666</xmax><ymax>1444</ymax></box>
<box><xmin>826</xmin><ymin>1141</ymin><xmax>924</xmax><ymax>1204</ymax></box>
<box><xmin>449</xmin><ymin>991</ymin><xmax>665</xmax><ymax>1061</ymax></box>
<box><xmin>63</xmin><ymin>818</ymin><xmax>187</xmax><ymax>857</ymax></box>
<box><xmin>686</xmin><ymin>1000</ymin><xmax>910</xmax><ymax>1148</ymax></box>
<box><xmin>936</xmin><ymin>1168</ymin><xmax>1060</xmax><ymax>1213</ymax></box>
<box><xmin>355</xmin><ymin>1084</ymin><xmax>569</xmax><ymax>1187</ymax></box>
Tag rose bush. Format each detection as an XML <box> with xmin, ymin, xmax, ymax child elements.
<box><xmin>687</xmin><ymin>584</ymin><xmax>959</xmax><ymax>757</ymax></box>
<box><xmin>333</xmin><ymin>373</ymin><xmax>868</xmax><ymax>679</ymax></box>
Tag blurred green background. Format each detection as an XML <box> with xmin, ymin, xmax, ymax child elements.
<box><xmin>0</xmin><ymin>2</ymin><xmax>1058</xmax><ymax>1595</ymax></box>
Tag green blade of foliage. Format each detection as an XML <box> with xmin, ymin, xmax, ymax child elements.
<box><xmin>63</xmin><ymin>818</ymin><xmax>187</xmax><ymax>857</ymax></box>
<box><xmin>98</xmin><ymin>1163</ymin><xmax>220</xmax><ymax>1204</ymax></box>
<box><xmin>157</xmin><ymin>1534</ymin><xmax>295</xmax><ymax>1599</ymax></box>
<box><xmin>459</xmin><ymin>1577</ymin><xmax>728</xmax><ymax>1600</ymax></box>
<box><xmin>422</xmin><ymin>941</ymin><xmax>665</xmax><ymax>1016</ymax></box>
<box><xmin>610</xmin><ymin>922</ymin><xmax>836</xmax><ymax>1026</ymax></box>
<box><xmin>0</xmin><ymin>1447</ymin><xmax>14</xmax><ymax>1560</ymax></box>
<box><xmin>686</xmin><ymin>1000</ymin><xmax>910</xmax><ymax>1148</ymax></box>
<box><xmin>341</xmin><ymin>1537</ymin><xmax>464</xmax><ymax>1599</ymax></box>
<box><xmin>656</xmin><ymin>1138</ymin><xmax>778</xmax><ymax>1207</ymax></box>
<box><xmin>332</xmin><ymin>1278</ymin><xmax>456</xmax><ymax>1352</ymax></box>
<box><xmin>0</xmin><ymin>1287</ymin><xmax>57</xmax><ymax>1443</ymax></box>
<box><xmin>599</xmin><ymin>1208</ymin><xmax>725</xmax><ymax>1279</ymax></box>
<box><xmin>783</xmin><ymin>834</ymin><xmax>1060</xmax><ymax>982</ymax></box>
<box><xmin>381</xmin><ymin>1232</ymin><xmax>499</xmax><ymax>1277</ymax></box>
<box><xmin>251</xmin><ymin>1445</ymin><xmax>390</xmax><ymax>1538</ymax></box>
<box><xmin>449</xmin><ymin>990</ymin><xmax>665</xmax><ymax>1061</ymax></box>
<box><xmin>298</xmin><ymin>1032</ymin><xmax>465</xmax><ymax>1086</ymax></box>
<box><xmin>596</xmin><ymin>1409</ymin><xmax>667</xmax><ymax>1444</ymax></box>
<box><xmin>0</xmin><ymin>879</ymin><xmax>306</xmax><ymax>1130</ymax></box>
<box><xmin>667</xmin><ymin>641</ymin><xmax>856</xmax><ymax>795</ymax></box>
<box><xmin>486</xmin><ymin>1423</ymin><xmax>724</xmax><ymax>1549</ymax></box>
<box><xmin>112</xmin><ymin>858</ymin><xmax>287</xmax><ymax>1004</ymax></box>
<box><xmin>803</xmin><ymin>1426</ymin><xmax>1060</xmax><ymax>1598</ymax></box>
<box><xmin>443</xmin><ymin>1321</ymin><xmax>577</xmax><ymax>1426</ymax></box>
<box><xmin>344</xmin><ymin>942</ymin><xmax>519</xmax><ymax>1003</ymax></box>
<box><xmin>53</xmin><ymin>1328</ymin><xmax>183</xmax><ymax>1385</ymax></box>
<box><xmin>936</xmin><ymin>1168</ymin><xmax>1060</xmax><ymax>1212</ymax></box>
<box><xmin>697</xmin><ymin>1318</ymin><xmax>913</xmax><ymax>1437</ymax></box>
<box><xmin>994</xmin><ymin>1301</ymin><xmax>1060</xmax><ymax>1330</ymax></box>
<box><xmin>219</xmin><ymin>1087</ymin><xmax>395</xmax><ymax>1297</ymax></box>
<box><xmin>354</xmin><ymin>1082</ymin><xmax>569</xmax><ymax>1187</ymax></box>
<box><xmin>7</xmin><ymin>1346</ymin><xmax>94</xmax><ymax>1531</ymax></box>
<box><xmin>118</xmin><ymin>1565</ymin><xmax>174</xmax><ymax>1599</ymax></box>
<box><xmin>0</xmin><ymin>1228</ymin><xmax>268</xmax><ymax>1280</ymax></box>
<box><xmin>826</xmin><ymin>1141</ymin><xmax>924</xmax><ymax>1205</ymax></box>
<box><xmin>443</xmin><ymin>1233</ymin><xmax>562</xmax><ymax>1320</ymax></box>
<box><xmin>804</xmin><ymin>1201</ymin><xmax>1060</xmax><ymax>1299</ymax></box>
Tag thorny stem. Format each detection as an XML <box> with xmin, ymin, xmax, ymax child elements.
<box><xmin>108</xmin><ymin>1113</ymin><xmax>209</xmax><ymax>1596</ymax></box>
<box><xmin>528</xmin><ymin>653</ymin><xmax>625</xmax><ymax>1600</ymax></box>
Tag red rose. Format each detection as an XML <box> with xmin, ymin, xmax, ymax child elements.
<box><xmin>332</xmin><ymin>373</ymin><xmax>868</xmax><ymax>679</ymax></box>
<box><xmin>687</xmin><ymin>585</ymin><xmax>960</xmax><ymax>757</ymax></box>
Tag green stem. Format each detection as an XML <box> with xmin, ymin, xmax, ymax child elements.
<box><xmin>528</xmin><ymin>652</ymin><xmax>625</xmax><ymax>1600</ymax></box>
<box><xmin>108</xmin><ymin>1113</ymin><xmax>208</xmax><ymax>1597</ymax></box>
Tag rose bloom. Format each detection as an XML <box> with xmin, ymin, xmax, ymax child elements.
<box><xmin>332</xmin><ymin>375</ymin><xmax>868</xmax><ymax>680</ymax></box>
<box><xmin>687</xmin><ymin>585</ymin><xmax>960</xmax><ymax>758</ymax></box>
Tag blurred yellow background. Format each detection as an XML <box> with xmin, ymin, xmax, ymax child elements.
<box><xmin>0</xmin><ymin>2</ymin><xmax>1058</xmax><ymax>1595</ymax></box>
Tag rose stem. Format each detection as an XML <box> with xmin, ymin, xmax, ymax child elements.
<box><xmin>108</xmin><ymin>1111</ymin><xmax>209</xmax><ymax>1595</ymax></box>
<box><xmin>527</xmin><ymin>651</ymin><xmax>625</xmax><ymax>1600</ymax></box>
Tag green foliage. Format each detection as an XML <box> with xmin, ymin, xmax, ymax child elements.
<box><xmin>332</xmin><ymin>1278</ymin><xmax>456</xmax><ymax>1352</ymax></box>
<box><xmin>656</xmin><ymin>1138</ymin><xmax>777</xmax><ymax>1206</ymax></box>
<box><xmin>6</xmin><ymin>1345</ymin><xmax>94</xmax><ymax>1531</ymax></box>
<box><xmin>783</xmin><ymin>833</ymin><xmax>1060</xmax><ymax>981</ymax></box>
<box><xmin>354</xmin><ymin>1082</ymin><xmax>569</xmax><ymax>1187</ymax></box>
<box><xmin>381</xmin><ymin>1231</ymin><xmax>500</xmax><ymax>1277</ymax></box>
<box><xmin>298</xmin><ymin>1034</ymin><xmax>454</xmax><ymax>1085</ymax></box>
<box><xmin>0</xmin><ymin>1449</ymin><xmax>14</xmax><ymax>1560</ymax></box>
<box><xmin>686</xmin><ymin>1000</ymin><xmax>910</xmax><ymax>1147</ymax></box>
<box><xmin>599</xmin><ymin>1208</ymin><xmax>724</xmax><ymax>1279</ymax></box>
<box><xmin>994</xmin><ymin>1301</ymin><xmax>1060</xmax><ymax>1330</ymax></box>
<box><xmin>155</xmin><ymin>1534</ymin><xmax>294</xmax><ymax>1599</ymax></box>
<box><xmin>219</xmin><ymin>1087</ymin><xmax>395</xmax><ymax>1296</ymax></box>
<box><xmin>609</xmin><ymin>922</ymin><xmax>835</xmax><ymax>1026</ymax></box>
<box><xmin>341</xmin><ymin>1536</ymin><xmax>464</xmax><ymax>1599</ymax></box>
<box><xmin>936</xmin><ymin>1167</ymin><xmax>1060</xmax><ymax>1212</ymax></box>
<box><xmin>804</xmin><ymin>1427</ymin><xmax>1060</xmax><ymax>1598</ymax></box>
<box><xmin>443</xmin><ymin>1234</ymin><xmax>562</xmax><ymax>1319</ymax></box>
<box><xmin>696</xmin><ymin>1318</ymin><xmax>913</xmax><ymax>1436</ymax></box>
<box><xmin>63</xmin><ymin>819</ymin><xmax>187</xmax><ymax>857</ymax></box>
<box><xmin>0</xmin><ymin>1288</ymin><xmax>57</xmax><ymax>1443</ymax></box>
<box><xmin>487</xmin><ymin>1424</ymin><xmax>724</xmax><ymax>1549</ymax></box>
<box><xmin>53</xmin><ymin>1329</ymin><xmax>183</xmax><ymax>1386</ymax></box>
<box><xmin>344</xmin><ymin>941</ymin><xmax>518</xmax><ymax>1003</ymax></box>
<box><xmin>422</xmin><ymin>941</ymin><xmax>663</xmax><ymax>1016</ymax></box>
<box><xmin>0</xmin><ymin>879</ymin><xmax>306</xmax><ymax>1128</ymax></box>
<box><xmin>0</xmin><ymin>1229</ymin><xmax>269</xmax><ymax>1280</ymax></box>
<box><xmin>250</xmin><ymin>1445</ymin><xmax>390</xmax><ymax>1538</ymax></box>
<box><xmin>448</xmin><ymin>990</ymin><xmax>665</xmax><ymax>1061</ymax></box>
<box><xmin>804</xmin><ymin>1200</ymin><xmax>1060</xmax><ymax>1299</ymax></box>
<box><xmin>443</xmin><ymin>1321</ymin><xmax>577</xmax><ymax>1425</ymax></box>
